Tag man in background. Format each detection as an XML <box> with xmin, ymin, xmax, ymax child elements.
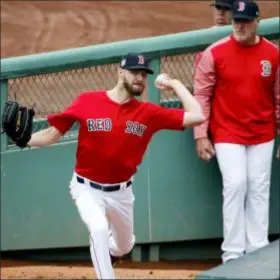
<box><xmin>193</xmin><ymin>0</ymin><xmax>279</xmax><ymax>263</ymax></box>
<box><xmin>211</xmin><ymin>0</ymin><xmax>234</xmax><ymax>27</ymax></box>
<box><xmin>194</xmin><ymin>0</ymin><xmax>234</xmax><ymax>68</ymax></box>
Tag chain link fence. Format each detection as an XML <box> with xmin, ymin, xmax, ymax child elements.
<box><xmin>160</xmin><ymin>52</ymin><xmax>197</xmax><ymax>108</ymax></box>
<box><xmin>7</xmin><ymin>64</ymin><xmax>119</xmax><ymax>142</ymax></box>
<box><xmin>6</xmin><ymin>38</ymin><xmax>280</xmax><ymax>146</ymax></box>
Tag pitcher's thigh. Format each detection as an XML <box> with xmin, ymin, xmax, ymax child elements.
<box><xmin>70</xmin><ymin>182</ymin><xmax>108</xmax><ymax>233</ymax></box>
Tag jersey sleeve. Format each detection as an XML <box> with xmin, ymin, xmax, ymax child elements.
<box><xmin>47</xmin><ymin>94</ymin><xmax>82</xmax><ymax>135</ymax></box>
<box><xmin>194</xmin><ymin>51</ymin><xmax>203</xmax><ymax>70</ymax></box>
<box><xmin>273</xmin><ymin>65</ymin><xmax>280</xmax><ymax>136</ymax></box>
<box><xmin>193</xmin><ymin>47</ymin><xmax>216</xmax><ymax>139</ymax></box>
<box><xmin>148</xmin><ymin>104</ymin><xmax>185</xmax><ymax>133</ymax></box>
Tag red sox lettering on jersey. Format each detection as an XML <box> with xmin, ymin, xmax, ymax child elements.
<box><xmin>87</xmin><ymin>118</ymin><xmax>112</xmax><ymax>131</ymax></box>
<box><xmin>87</xmin><ymin>118</ymin><xmax>147</xmax><ymax>137</ymax></box>
<box><xmin>125</xmin><ymin>121</ymin><xmax>147</xmax><ymax>136</ymax></box>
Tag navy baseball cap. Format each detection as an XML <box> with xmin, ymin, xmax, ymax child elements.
<box><xmin>210</xmin><ymin>0</ymin><xmax>235</xmax><ymax>9</ymax></box>
<box><xmin>232</xmin><ymin>0</ymin><xmax>260</xmax><ymax>20</ymax></box>
<box><xmin>120</xmin><ymin>53</ymin><xmax>154</xmax><ymax>74</ymax></box>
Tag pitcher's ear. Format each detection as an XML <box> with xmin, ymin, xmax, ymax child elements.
<box><xmin>117</xmin><ymin>67</ymin><xmax>125</xmax><ymax>82</ymax></box>
<box><xmin>118</xmin><ymin>67</ymin><xmax>125</xmax><ymax>77</ymax></box>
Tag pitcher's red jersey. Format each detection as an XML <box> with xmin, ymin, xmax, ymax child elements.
<box><xmin>48</xmin><ymin>91</ymin><xmax>185</xmax><ymax>183</ymax></box>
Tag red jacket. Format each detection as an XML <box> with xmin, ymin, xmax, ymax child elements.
<box><xmin>193</xmin><ymin>35</ymin><xmax>280</xmax><ymax>145</ymax></box>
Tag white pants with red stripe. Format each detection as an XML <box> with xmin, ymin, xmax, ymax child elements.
<box><xmin>69</xmin><ymin>173</ymin><xmax>135</xmax><ymax>279</ymax></box>
<box><xmin>214</xmin><ymin>139</ymin><xmax>274</xmax><ymax>263</ymax></box>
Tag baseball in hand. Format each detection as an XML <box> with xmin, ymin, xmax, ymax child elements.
<box><xmin>154</xmin><ymin>73</ymin><xmax>172</xmax><ymax>89</ymax></box>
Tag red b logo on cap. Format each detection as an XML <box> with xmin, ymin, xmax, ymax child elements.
<box><xmin>138</xmin><ymin>55</ymin><xmax>145</xmax><ymax>65</ymax></box>
<box><xmin>237</xmin><ymin>1</ymin><xmax>245</xmax><ymax>11</ymax></box>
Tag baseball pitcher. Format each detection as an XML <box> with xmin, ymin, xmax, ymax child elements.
<box><xmin>2</xmin><ymin>52</ymin><xmax>205</xmax><ymax>279</ymax></box>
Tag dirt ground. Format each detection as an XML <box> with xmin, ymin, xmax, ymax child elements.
<box><xmin>1</xmin><ymin>259</ymin><xmax>220</xmax><ymax>279</ymax></box>
<box><xmin>1</xmin><ymin>1</ymin><xmax>279</xmax><ymax>58</ymax></box>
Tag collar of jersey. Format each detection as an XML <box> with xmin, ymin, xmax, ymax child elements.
<box><xmin>230</xmin><ymin>34</ymin><xmax>263</xmax><ymax>48</ymax></box>
<box><xmin>103</xmin><ymin>91</ymin><xmax>139</xmax><ymax>107</ymax></box>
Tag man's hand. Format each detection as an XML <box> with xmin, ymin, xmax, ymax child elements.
<box><xmin>154</xmin><ymin>73</ymin><xmax>175</xmax><ymax>91</ymax></box>
<box><xmin>196</xmin><ymin>137</ymin><xmax>215</xmax><ymax>161</ymax></box>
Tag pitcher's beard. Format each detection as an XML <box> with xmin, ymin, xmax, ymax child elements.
<box><xmin>123</xmin><ymin>80</ymin><xmax>144</xmax><ymax>97</ymax></box>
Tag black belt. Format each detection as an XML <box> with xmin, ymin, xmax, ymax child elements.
<box><xmin>76</xmin><ymin>176</ymin><xmax>132</xmax><ymax>192</ymax></box>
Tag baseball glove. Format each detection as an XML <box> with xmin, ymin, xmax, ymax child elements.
<box><xmin>1</xmin><ymin>101</ymin><xmax>35</xmax><ymax>148</ymax></box>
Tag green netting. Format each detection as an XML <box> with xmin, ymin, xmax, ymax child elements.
<box><xmin>6</xmin><ymin>38</ymin><xmax>280</xmax><ymax>146</ymax></box>
<box><xmin>160</xmin><ymin>52</ymin><xmax>197</xmax><ymax>108</ymax></box>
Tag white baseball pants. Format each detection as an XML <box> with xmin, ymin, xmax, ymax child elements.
<box><xmin>215</xmin><ymin>140</ymin><xmax>274</xmax><ymax>263</ymax></box>
<box><xmin>69</xmin><ymin>173</ymin><xmax>135</xmax><ymax>279</ymax></box>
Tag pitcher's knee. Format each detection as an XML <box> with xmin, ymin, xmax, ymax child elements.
<box><xmin>88</xmin><ymin>220</ymin><xmax>108</xmax><ymax>238</ymax></box>
<box><xmin>118</xmin><ymin>235</ymin><xmax>135</xmax><ymax>255</ymax></box>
